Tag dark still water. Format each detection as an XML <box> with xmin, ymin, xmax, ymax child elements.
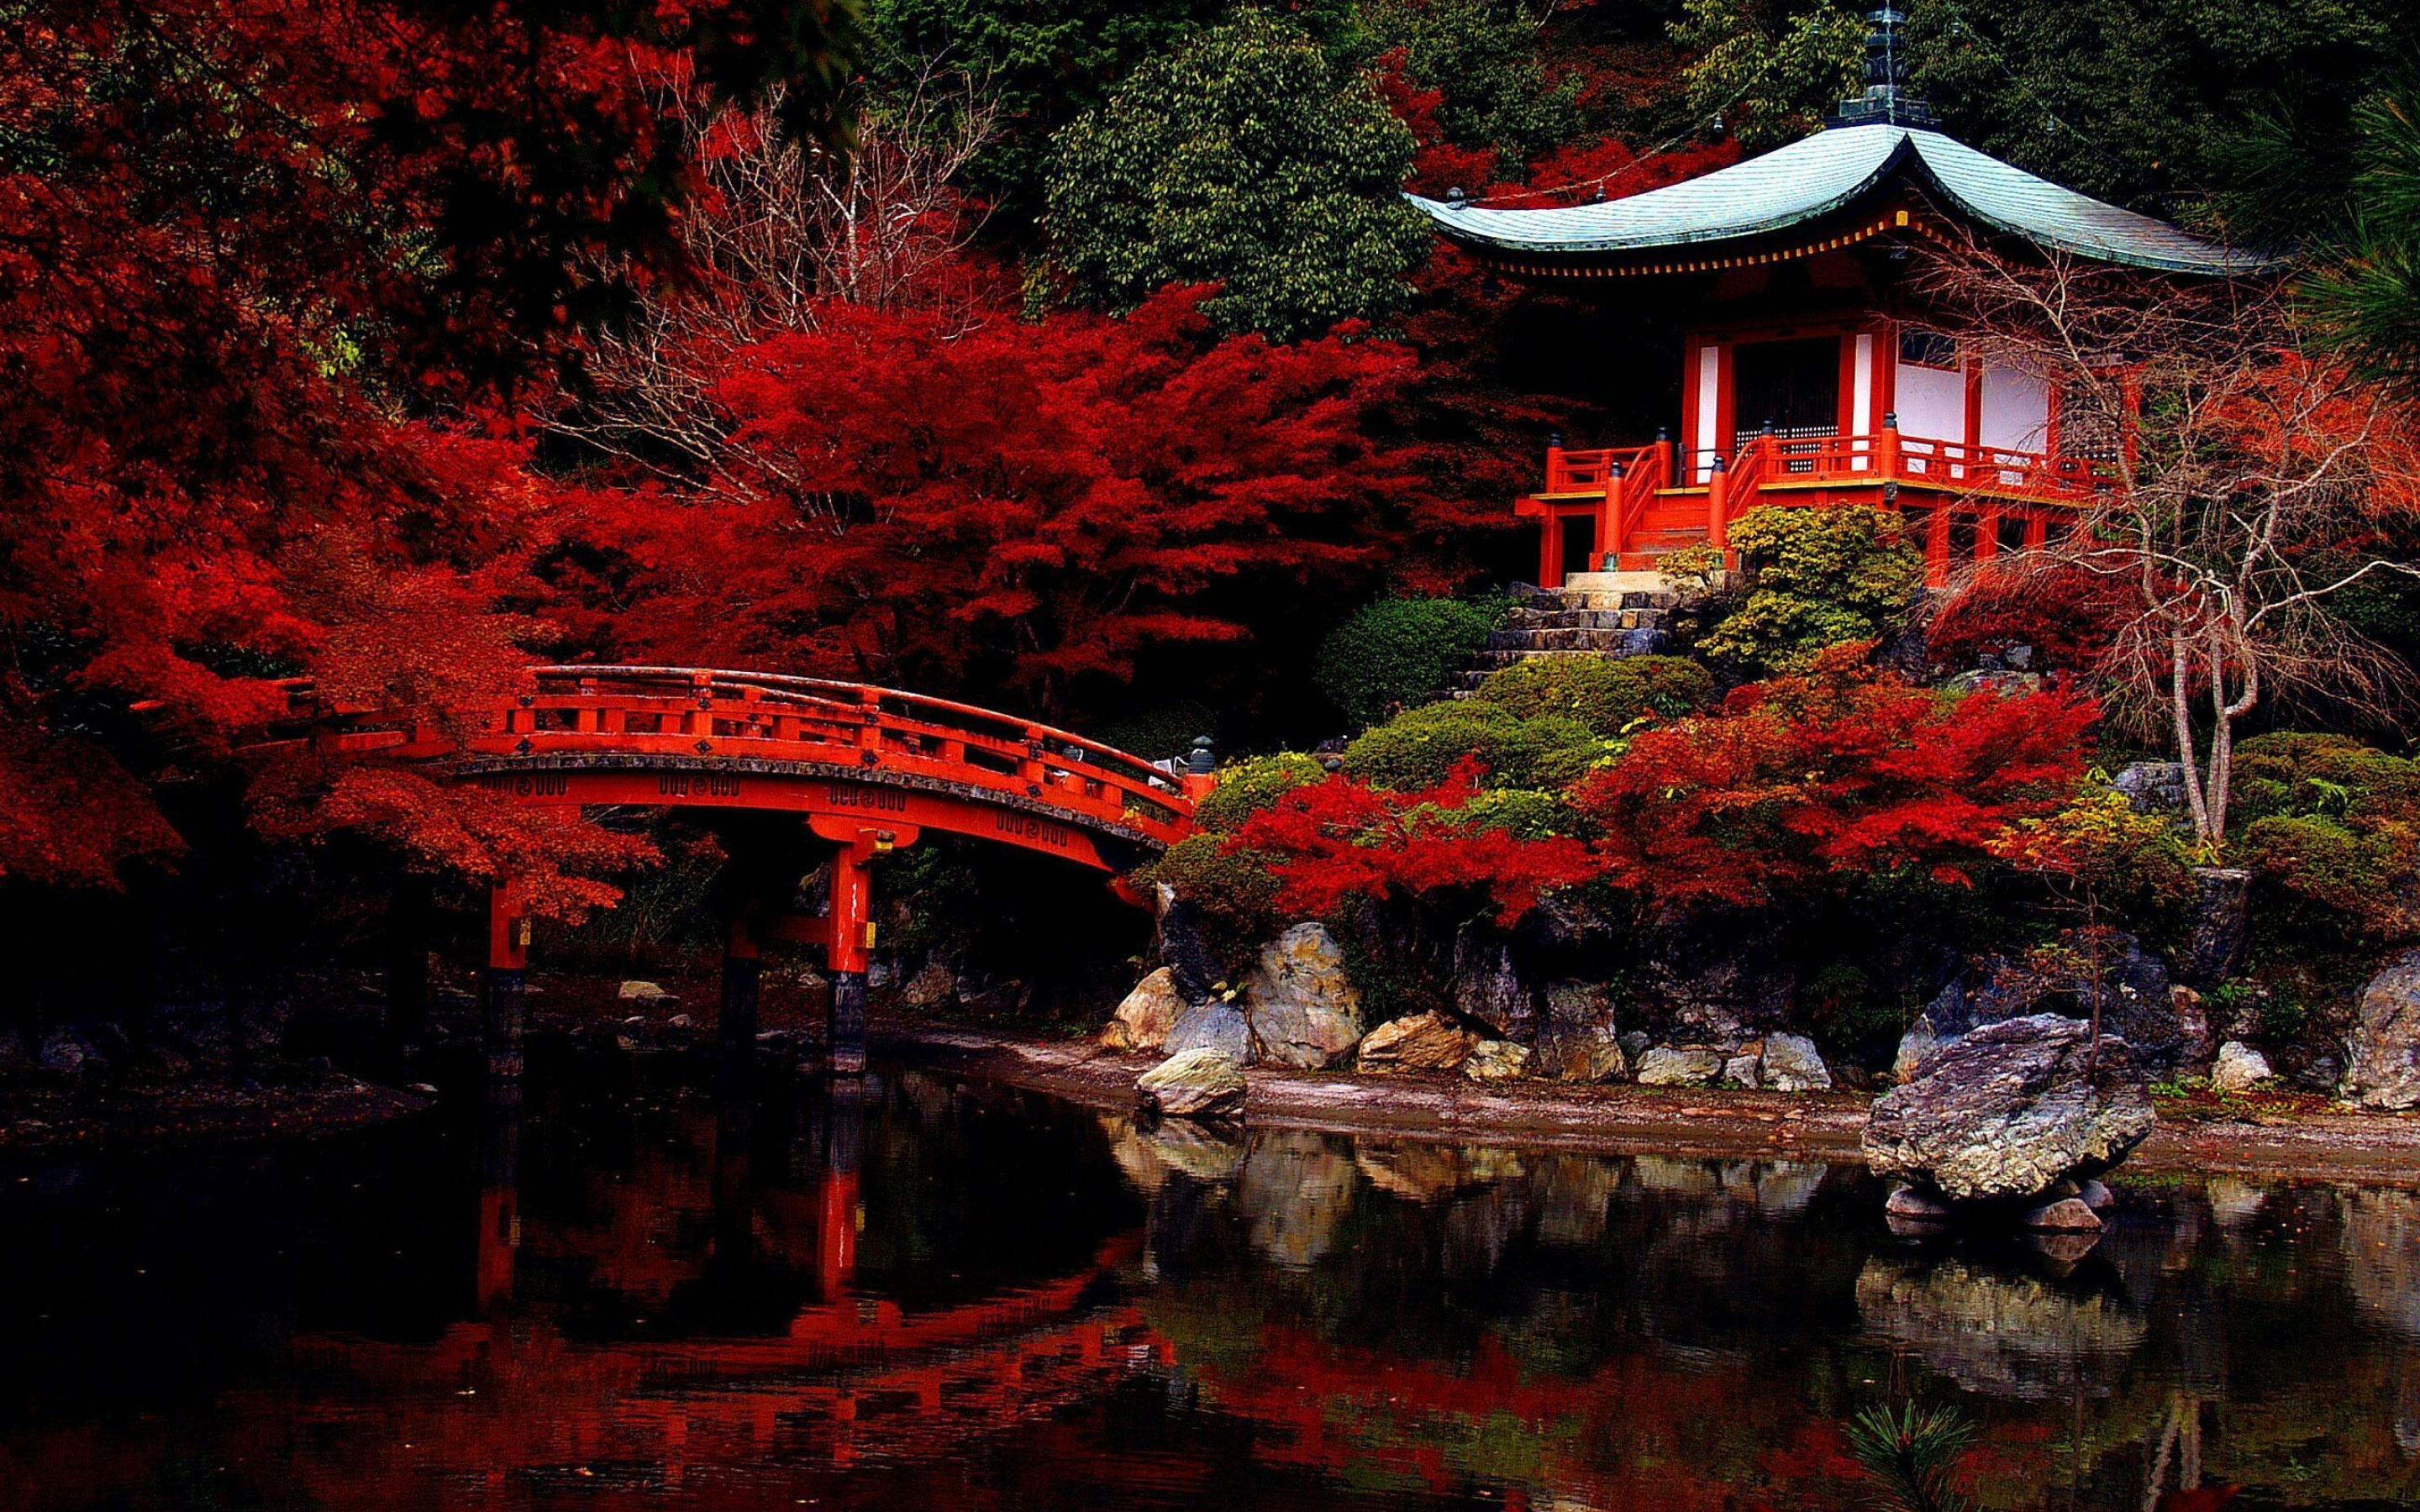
<box><xmin>5</xmin><ymin>1063</ymin><xmax>2420</xmax><ymax>1512</ymax></box>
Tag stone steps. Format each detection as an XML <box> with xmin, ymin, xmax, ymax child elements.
<box><xmin>1440</xmin><ymin>573</ymin><xmax>1704</xmax><ymax>697</ymax></box>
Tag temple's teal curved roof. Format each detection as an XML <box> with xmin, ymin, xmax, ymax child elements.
<box><xmin>1410</xmin><ymin>123</ymin><xmax>2268</xmax><ymax>276</ymax></box>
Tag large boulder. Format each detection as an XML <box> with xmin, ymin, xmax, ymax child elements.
<box><xmin>1760</xmin><ymin>1032</ymin><xmax>1834</xmax><ymax>1092</ymax></box>
<box><xmin>2178</xmin><ymin>868</ymin><xmax>2251</xmax><ymax>987</ymax></box>
<box><xmin>1100</xmin><ymin>968</ymin><xmax>1184</xmax><ymax>1054</ymax></box>
<box><xmin>1634</xmin><ymin>1045</ymin><xmax>1724</xmax><ymax>1087</ymax></box>
<box><xmin>1162</xmin><ymin>1000</ymin><xmax>1252</xmax><ymax>1063</ymax></box>
<box><xmin>1956</xmin><ymin>934</ymin><xmax>2187</xmax><ymax>1078</ymax></box>
<box><xmin>1450</xmin><ymin>926</ymin><xmax>1539</xmax><ymax>1042</ymax></box>
<box><xmin>1356</xmin><ymin>1011</ymin><xmax>1477</xmax><ymax>1074</ymax></box>
<box><xmin>1534</xmin><ymin>980</ymin><xmax>1625</xmax><ymax>1081</ymax></box>
<box><xmin>1537</xmin><ymin>1027</ymin><xmax>1628</xmax><ymax>1083</ymax></box>
<box><xmin>2344</xmin><ymin>948</ymin><xmax>2420</xmax><ymax>1110</ymax></box>
<box><xmin>1863</xmin><ymin>1014</ymin><xmax>2154</xmax><ymax>1203</ymax></box>
<box><xmin>1138</xmin><ymin>1048</ymin><xmax>1247</xmax><ymax>1120</ymax></box>
<box><xmin>1154</xmin><ymin>885</ymin><xmax>1228</xmax><ymax>1005</ymax></box>
<box><xmin>1244</xmin><ymin>922</ymin><xmax>1365</xmax><ymax>1068</ymax></box>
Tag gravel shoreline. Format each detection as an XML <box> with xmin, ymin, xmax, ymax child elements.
<box><xmin>881</xmin><ymin>1026</ymin><xmax>2420</xmax><ymax>1184</ymax></box>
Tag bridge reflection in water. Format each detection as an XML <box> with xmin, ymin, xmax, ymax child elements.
<box><xmin>7</xmin><ymin>1067</ymin><xmax>2420</xmax><ymax>1510</ymax></box>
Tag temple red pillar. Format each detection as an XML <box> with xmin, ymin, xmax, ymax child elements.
<box><xmin>483</xmin><ymin>878</ymin><xmax>529</xmax><ymax>1079</ymax></box>
<box><xmin>1706</xmin><ymin>454</ymin><xmax>1731</xmax><ymax>554</ymax></box>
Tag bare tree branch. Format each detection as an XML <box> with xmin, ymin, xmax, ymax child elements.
<box><xmin>1921</xmin><ymin>239</ymin><xmax>2420</xmax><ymax>846</ymax></box>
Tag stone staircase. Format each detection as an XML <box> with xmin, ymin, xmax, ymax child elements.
<box><xmin>1449</xmin><ymin>572</ymin><xmax>1683</xmax><ymax>695</ymax></box>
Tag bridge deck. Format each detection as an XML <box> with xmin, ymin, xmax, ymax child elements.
<box><xmin>301</xmin><ymin>665</ymin><xmax>1197</xmax><ymax>867</ymax></box>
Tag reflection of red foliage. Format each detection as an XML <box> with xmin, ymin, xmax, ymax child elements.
<box><xmin>1234</xmin><ymin>757</ymin><xmax>1597</xmax><ymax>924</ymax></box>
<box><xmin>1576</xmin><ymin>646</ymin><xmax>2096</xmax><ymax>908</ymax></box>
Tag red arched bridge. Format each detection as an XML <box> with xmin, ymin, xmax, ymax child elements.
<box><xmin>291</xmin><ymin>665</ymin><xmax>1207</xmax><ymax>1074</ymax></box>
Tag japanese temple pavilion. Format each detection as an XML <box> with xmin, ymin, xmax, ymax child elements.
<box><xmin>1410</xmin><ymin>8</ymin><xmax>2267</xmax><ymax>587</ymax></box>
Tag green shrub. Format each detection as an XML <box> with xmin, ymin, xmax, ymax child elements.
<box><xmin>1470</xmin><ymin>654</ymin><xmax>1714</xmax><ymax>733</ymax></box>
<box><xmin>2228</xmin><ymin>733</ymin><xmax>2420</xmax><ymax>942</ymax></box>
<box><xmin>1193</xmin><ymin>751</ymin><xmax>1328</xmax><ymax>833</ymax></box>
<box><xmin>1086</xmin><ymin>699</ymin><xmax>1214</xmax><ymax>764</ymax></box>
<box><xmin>1315</xmin><ymin>596</ymin><xmax>1506</xmax><ymax>728</ymax></box>
<box><xmin>1137</xmin><ymin>833</ymin><xmax>1283</xmax><ymax>976</ymax></box>
<box><xmin>1341</xmin><ymin>701</ymin><xmax>1599</xmax><ymax>791</ymax></box>
<box><xmin>2233</xmin><ymin>732</ymin><xmax>2420</xmax><ymax>824</ymax></box>
<box><xmin>1694</xmin><ymin>505</ymin><xmax>1924</xmax><ymax>675</ymax></box>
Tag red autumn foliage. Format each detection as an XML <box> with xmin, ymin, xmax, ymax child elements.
<box><xmin>1574</xmin><ymin>645</ymin><xmax>2097</xmax><ymax>909</ymax></box>
<box><xmin>1232</xmin><ymin>758</ymin><xmax>1597</xmax><ymax>925</ymax></box>
<box><xmin>2</xmin><ymin>0</ymin><xmax>847</xmax><ymax>896</ymax></box>
<box><xmin>1927</xmin><ymin>558</ymin><xmax>2136</xmax><ymax>671</ymax></box>
<box><xmin>547</xmin><ymin>287</ymin><xmax>1446</xmax><ymax>717</ymax></box>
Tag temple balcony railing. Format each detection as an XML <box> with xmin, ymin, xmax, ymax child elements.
<box><xmin>1525</xmin><ymin>419</ymin><xmax>2123</xmax><ymax>581</ymax></box>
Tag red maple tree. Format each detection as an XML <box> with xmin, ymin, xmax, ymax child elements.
<box><xmin>2</xmin><ymin>0</ymin><xmax>850</xmax><ymax>898</ymax></box>
<box><xmin>1233</xmin><ymin>757</ymin><xmax>1597</xmax><ymax>926</ymax></box>
<box><xmin>1574</xmin><ymin>646</ymin><xmax>2098</xmax><ymax>910</ymax></box>
<box><xmin>544</xmin><ymin>286</ymin><xmax>1444</xmax><ymax>719</ymax></box>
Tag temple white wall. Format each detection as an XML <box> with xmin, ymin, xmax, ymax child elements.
<box><xmin>1892</xmin><ymin>353</ymin><xmax>1965</xmax><ymax>444</ymax></box>
<box><xmin>1978</xmin><ymin>362</ymin><xmax>2052</xmax><ymax>453</ymax></box>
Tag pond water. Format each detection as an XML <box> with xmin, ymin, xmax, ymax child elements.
<box><xmin>4</xmin><ymin>1057</ymin><xmax>2419</xmax><ymax>1512</ymax></box>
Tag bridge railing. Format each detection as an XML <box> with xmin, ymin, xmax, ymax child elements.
<box><xmin>295</xmin><ymin>665</ymin><xmax>1195</xmax><ymax>845</ymax></box>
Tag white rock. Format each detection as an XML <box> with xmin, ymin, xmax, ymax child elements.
<box><xmin>1761</xmin><ymin>1032</ymin><xmax>1835</xmax><ymax>1092</ymax></box>
<box><xmin>1635</xmin><ymin>1046</ymin><xmax>1725</xmax><ymax>1087</ymax></box>
<box><xmin>2209</xmin><ymin>1039</ymin><xmax>2273</xmax><ymax>1095</ymax></box>
<box><xmin>1461</xmin><ymin>1040</ymin><xmax>1532</xmax><ymax>1082</ymax></box>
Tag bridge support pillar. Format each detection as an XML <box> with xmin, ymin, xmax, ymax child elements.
<box><xmin>483</xmin><ymin>879</ymin><xmax>529</xmax><ymax>1079</ymax></box>
<box><xmin>824</xmin><ymin>839</ymin><xmax>878</xmax><ymax>1075</ymax></box>
<box><xmin>719</xmin><ymin>911</ymin><xmax>760</xmax><ymax>1062</ymax></box>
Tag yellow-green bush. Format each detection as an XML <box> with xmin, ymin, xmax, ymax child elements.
<box><xmin>1193</xmin><ymin>751</ymin><xmax>1328</xmax><ymax>833</ymax></box>
<box><xmin>1438</xmin><ymin>787</ymin><xmax>1573</xmax><ymax>841</ymax></box>
<box><xmin>1693</xmin><ymin>505</ymin><xmax>1923</xmax><ymax>674</ymax></box>
<box><xmin>1341</xmin><ymin>701</ymin><xmax>1601</xmax><ymax>791</ymax></box>
<box><xmin>1470</xmin><ymin>654</ymin><xmax>1713</xmax><ymax>733</ymax></box>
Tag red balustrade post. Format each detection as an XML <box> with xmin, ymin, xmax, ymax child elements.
<box><xmin>1181</xmin><ymin>736</ymin><xmax>1218</xmax><ymax>803</ymax></box>
<box><xmin>1599</xmin><ymin>459</ymin><xmax>1623</xmax><ymax>570</ymax></box>
<box><xmin>824</xmin><ymin>833</ymin><xmax>888</xmax><ymax>1076</ymax></box>
<box><xmin>1706</xmin><ymin>453</ymin><xmax>1730</xmax><ymax>554</ymax></box>
<box><xmin>1545</xmin><ymin>429</ymin><xmax>1566</xmax><ymax>492</ymax></box>
<box><xmin>1878</xmin><ymin>411</ymin><xmax>1902</xmax><ymax>482</ymax></box>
